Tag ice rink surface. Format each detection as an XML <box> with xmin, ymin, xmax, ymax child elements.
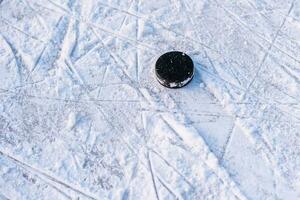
<box><xmin>0</xmin><ymin>0</ymin><xmax>300</xmax><ymax>199</ymax></box>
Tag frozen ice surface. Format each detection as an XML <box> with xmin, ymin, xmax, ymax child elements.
<box><xmin>0</xmin><ymin>0</ymin><xmax>299</xmax><ymax>199</ymax></box>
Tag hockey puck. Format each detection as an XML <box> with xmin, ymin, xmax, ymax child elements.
<box><xmin>155</xmin><ymin>51</ymin><xmax>194</xmax><ymax>88</ymax></box>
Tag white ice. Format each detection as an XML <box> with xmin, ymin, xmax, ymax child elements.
<box><xmin>0</xmin><ymin>0</ymin><xmax>300</xmax><ymax>199</ymax></box>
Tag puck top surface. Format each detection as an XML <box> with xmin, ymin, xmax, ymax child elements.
<box><xmin>155</xmin><ymin>51</ymin><xmax>194</xmax><ymax>88</ymax></box>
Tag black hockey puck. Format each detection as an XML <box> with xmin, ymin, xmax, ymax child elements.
<box><xmin>155</xmin><ymin>51</ymin><xmax>194</xmax><ymax>88</ymax></box>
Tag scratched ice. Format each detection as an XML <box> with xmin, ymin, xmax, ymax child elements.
<box><xmin>0</xmin><ymin>0</ymin><xmax>299</xmax><ymax>199</ymax></box>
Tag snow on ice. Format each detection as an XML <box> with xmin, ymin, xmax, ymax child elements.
<box><xmin>0</xmin><ymin>0</ymin><xmax>300</xmax><ymax>199</ymax></box>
